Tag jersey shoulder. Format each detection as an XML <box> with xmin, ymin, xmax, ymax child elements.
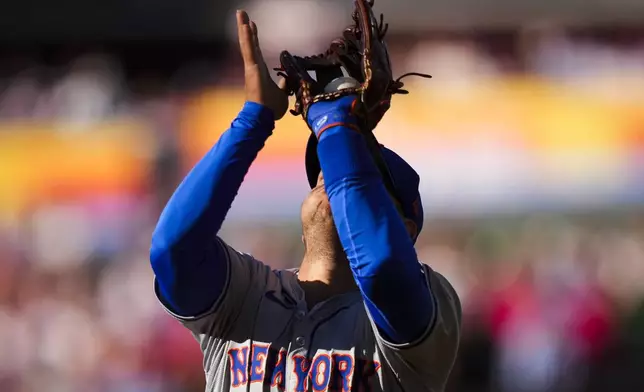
<box><xmin>421</xmin><ymin>262</ymin><xmax>462</xmax><ymax>326</ymax></box>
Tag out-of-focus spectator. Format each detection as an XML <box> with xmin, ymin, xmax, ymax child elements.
<box><xmin>49</xmin><ymin>54</ymin><xmax>124</xmax><ymax>126</ymax></box>
<box><xmin>0</xmin><ymin>66</ymin><xmax>42</xmax><ymax>119</ymax></box>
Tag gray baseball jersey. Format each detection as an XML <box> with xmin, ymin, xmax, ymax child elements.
<box><xmin>155</xmin><ymin>239</ymin><xmax>461</xmax><ymax>391</ymax></box>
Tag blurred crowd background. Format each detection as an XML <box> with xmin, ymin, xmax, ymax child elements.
<box><xmin>2</xmin><ymin>1</ymin><xmax>644</xmax><ymax>391</ymax></box>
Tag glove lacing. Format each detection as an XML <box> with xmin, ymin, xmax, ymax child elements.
<box><xmin>389</xmin><ymin>72</ymin><xmax>432</xmax><ymax>95</ymax></box>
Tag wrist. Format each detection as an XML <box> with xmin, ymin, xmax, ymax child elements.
<box><xmin>228</xmin><ymin>102</ymin><xmax>276</xmax><ymax>139</ymax></box>
<box><xmin>239</xmin><ymin>101</ymin><xmax>276</xmax><ymax>127</ymax></box>
<box><xmin>312</xmin><ymin>112</ymin><xmax>361</xmax><ymax>140</ymax></box>
<box><xmin>307</xmin><ymin>96</ymin><xmax>360</xmax><ymax>138</ymax></box>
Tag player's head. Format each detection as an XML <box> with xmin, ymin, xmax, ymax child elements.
<box><xmin>300</xmin><ymin>133</ymin><xmax>424</xmax><ymax>248</ymax></box>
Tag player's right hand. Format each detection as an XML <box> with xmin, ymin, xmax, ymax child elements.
<box><xmin>237</xmin><ymin>10</ymin><xmax>289</xmax><ymax>120</ymax></box>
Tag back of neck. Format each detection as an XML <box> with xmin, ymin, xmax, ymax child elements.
<box><xmin>297</xmin><ymin>252</ymin><xmax>357</xmax><ymax>309</ymax></box>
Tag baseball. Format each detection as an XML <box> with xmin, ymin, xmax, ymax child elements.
<box><xmin>324</xmin><ymin>76</ymin><xmax>360</xmax><ymax>93</ymax></box>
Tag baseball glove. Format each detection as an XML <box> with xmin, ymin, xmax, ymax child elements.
<box><xmin>275</xmin><ymin>0</ymin><xmax>431</xmax><ymax>131</ymax></box>
<box><xmin>276</xmin><ymin>0</ymin><xmax>430</xmax><ymax>204</ymax></box>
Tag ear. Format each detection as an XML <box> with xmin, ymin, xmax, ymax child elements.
<box><xmin>403</xmin><ymin>218</ymin><xmax>418</xmax><ymax>240</ymax></box>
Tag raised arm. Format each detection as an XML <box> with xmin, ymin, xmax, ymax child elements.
<box><xmin>309</xmin><ymin>96</ymin><xmax>434</xmax><ymax>344</ymax></box>
<box><xmin>150</xmin><ymin>10</ymin><xmax>288</xmax><ymax>318</ymax></box>
<box><xmin>150</xmin><ymin>103</ymin><xmax>274</xmax><ymax>316</ymax></box>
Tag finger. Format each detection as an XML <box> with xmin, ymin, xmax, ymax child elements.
<box><xmin>236</xmin><ymin>10</ymin><xmax>257</xmax><ymax>66</ymax></box>
<box><xmin>249</xmin><ymin>21</ymin><xmax>266</xmax><ymax>65</ymax></box>
<box><xmin>249</xmin><ymin>21</ymin><xmax>260</xmax><ymax>50</ymax></box>
<box><xmin>250</xmin><ymin>20</ymin><xmax>275</xmax><ymax>79</ymax></box>
<box><xmin>277</xmin><ymin>77</ymin><xmax>288</xmax><ymax>92</ymax></box>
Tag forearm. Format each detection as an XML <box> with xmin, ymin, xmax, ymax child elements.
<box><xmin>318</xmin><ymin>126</ymin><xmax>433</xmax><ymax>343</ymax></box>
<box><xmin>150</xmin><ymin>102</ymin><xmax>274</xmax><ymax>316</ymax></box>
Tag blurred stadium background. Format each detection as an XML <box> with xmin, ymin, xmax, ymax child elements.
<box><xmin>1</xmin><ymin>0</ymin><xmax>644</xmax><ymax>391</ymax></box>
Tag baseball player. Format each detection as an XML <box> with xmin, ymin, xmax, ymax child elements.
<box><xmin>150</xmin><ymin>9</ymin><xmax>461</xmax><ymax>392</ymax></box>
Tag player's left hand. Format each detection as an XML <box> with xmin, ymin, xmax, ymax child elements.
<box><xmin>307</xmin><ymin>95</ymin><xmax>362</xmax><ymax>139</ymax></box>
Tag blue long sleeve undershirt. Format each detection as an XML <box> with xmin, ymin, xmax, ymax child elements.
<box><xmin>150</xmin><ymin>101</ymin><xmax>433</xmax><ymax>344</ymax></box>
<box><xmin>150</xmin><ymin>102</ymin><xmax>274</xmax><ymax>317</ymax></box>
<box><xmin>317</xmin><ymin>126</ymin><xmax>434</xmax><ymax>344</ymax></box>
